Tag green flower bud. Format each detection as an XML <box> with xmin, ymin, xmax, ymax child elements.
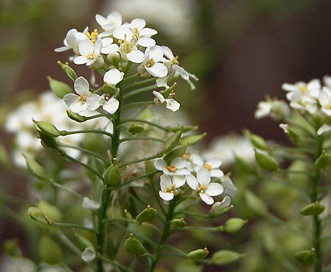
<box><xmin>222</xmin><ymin>218</ymin><xmax>247</xmax><ymax>233</ymax></box>
<box><xmin>171</xmin><ymin>218</ymin><xmax>187</xmax><ymax>229</ymax></box>
<box><xmin>128</xmin><ymin>123</ymin><xmax>144</xmax><ymax>135</ymax></box>
<box><xmin>27</xmin><ymin>207</ymin><xmax>52</xmax><ymax>225</ymax></box>
<box><xmin>103</xmin><ymin>164</ymin><xmax>121</xmax><ymax>188</ymax></box>
<box><xmin>245</xmin><ymin>190</ymin><xmax>268</xmax><ymax>216</ymax></box>
<box><xmin>187</xmin><ymin>247</ymin><xmax>209</xmax><ymax>261</ymax></box>
<box><xmin>211</xmin><ymin>250</ymin><xmax>243</xmax><ymax>266</ymax></box>
<box><xmin>244</xmin><ymin>129</ymin><xmax>268</xmax><ymax>150</ymax></box>
<box><xmin>37</xmin><ymin>200</ymin><xmax>63</xmax><ymax>222</ymax></box>
<box><xmin>180</xmin><ymin>133</ymin><xmax>207</xmax><ymax>146</ymax></box>
<box><xmin>66</xmin><ymin>110</ymin><xmax>87</xmax><ymax>123</ymax></box>
<box><xmin>38</xmin><ymin>235</ymin><xmax>63</xmax><ymax>264</ymax></box>
<box><xmin>254</xmin><ymin>149</ymin><xmax>279</xmax><ymax>171</ymax></box>
<box><xmin>123</xmin><ymin>209</ymin><xmax>133</xmax><ymax>219</ymax></box>
<box><xmin>48</xmin><ymin>76</ymin><xmax>72</xmax><ymax>98</ymax></box>
<box><xmin>136</xmin><ymin>205</ymin><xmax>158</xmax><ymax>224</ymax></box>
<box><xmin>57</xmin><ymin>61</ymin><xmax>77</xmax><ymax>80</ymax></box>
<box><xmin>295</xmin><ymin>249</ymin><xmax>314</xmax><ymax>265</ymax></box>
<box><xmin>34</xmin><ymin>120</ymin><xmax>62</xmax><ymax>137</ymax></box>
<box><xmin>163</xmin><ymin>131</ymin><xmax>182</xmax><ymax>154</ymax></box>
<box><xmin>315</xmin><ymin>150</ymin><xmax>331</xmax><ymax>170</ymax></box>
<box><xmin>164</xmin><ymin>145</ymin><xmax>187</xmax><ymax>165</ymax></box>
<box><xmin>209</xmin><ymin>197</ymin><xmax>233</xmax><ymax>217</ymax></box>
<box><xmin>37</xmin><ymin>130</ymin><xmax>60</xmax><ymax>150</ymax></box>
<box><xmin>124</xmin><ymin>233</ymin><xmax>146</xmax><ymax>256</ymax></box>
<box><xmin>300</xmin><ymin>201</ymin><xmax>325</xmax><ymax>216</ymax></box>
<box><xmin>107</xmin><ymin>52</ymin><xmax>120</xmax><ymax>66</ymax></box>
<box><xmin>23</xmin><ymin>155</ymin><xmax>48</xmax><ymax>180</ymax></box>
<box><xmin>234</xmin><ymin>154</ymin><xmax>257</xmax><ymax>174</ymax></box>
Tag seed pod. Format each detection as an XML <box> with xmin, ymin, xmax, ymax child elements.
<box><xmin>244</xmin><ymin>129</ymin><xmax>268</xmax><ymax>150</ymax></box>
<box><xmin>37</xmin><ymin>200</ymin><xmax>63</xmax><ymax>222</ymax></box>
<box><xmin>128</xmin><ymin>123</ymin><xmax>144</xmax><ymax>135</ymax></box>
<box><xmin>223</xmin><ymin>218</ymin><xmax>247</xmax><ymax>233</ymax></box>
<box><xmin>124</xmin><ymin>234</ymin><xmax>146</xmax><ymax>256</ymax></box>
<box><xmin>315</xmin><ymin>151</ymin><xmax>331</xmax><ymax>170</ymax></box>
<box><xmin>254</xmin><ymin>149</ymin><xmax>279</xmax><ymax>171</ymax></box>
<box><xmin>23</xmin><ymin>155</ymin><xmax>48</xmax><ymax>180</ymax></box>
<box><xmin>295</xmin><ymin>249</ymin><xmax>314</xmax><ymax>265</ymax></box>
<box><xmin>211</xmin><ymin>250</ymin><xmax>243</xmax><ymax>266</ymax></box>
<box><xmin>180</xmin><ymin>133</ymin><xmax>207</xmax><ymax>146</ymax></box>
<box><xmin>187</xmin><ymin>247</ymin><xmax>209</xmax><ymax>261</ymax></box>
<box><xmin>123</xmin><ymin>209</ymin><xmax>133</xmax><ymax>219</ymax></box>
<box><xmin>48</xmin><ymin>76</ymin><xmax>72</xmax><ymax>98</ymax></box>
<box><xmin>34</xmin><ymin>120</ymin><xmax>61</xmax><ymax>137</ymax></box>
<box><xmin>27</xmin><ymin>207</ymin><xmax>52</xmax><ymax>225</ymax></box>
<box><xmin>136</xmin><ymin>205</ymin><xmax>158</xmax><ymax>224</ymax></box>
<box><xmin>66</xmin><ymin>110</ymin><xmax>87</xmax><ymax>123</ymax></box>
<box><xmin>38</xmin><ymin>130</ymin><xmax>60</xmax><ymax>150</ymax></box>
<box><xmin>300</xmin><ymin>201</ymin><xmax>325</xmax><ymax>216</ymax></box>
<box><xmin>245</xmin><ymin>190</ymin><xmax>268</xmax><ymax>216</ymax></box>
<box><xmin>103</xmin><ymin>164</ymin><xmax>121</xmax><ymax>188</ymax></box>
<box><xmin>171</xmin><ymin>218</ymin><xmax>186</xmax><ymax>229</ymax></box>
<box><xmin>38</xmin><ymin>235</ymin><xmax>63</xmax><ymax>264</ymax></box>
<box><xmin>163</xmin><ymin>131</ymin><xmax>182</xmax><ymax>154</ymax></box>
<box><xmin>57</xmin><ymin>61</ymin><xmax>77</xmax><ymax>80</ymax></box>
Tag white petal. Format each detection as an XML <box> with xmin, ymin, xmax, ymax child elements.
<box><xmin>74</xmin><ymin>77</ymin><xmax>90</xmax><ymax>95</ymax></box>
<box><xmin>70</xmin><ymin>100</ymin><xmax>88</xmax><ymax>113</ymax></box>
<box><xmin>197</xmin><ymin>168</ymin><xmax>211</xmax><ymax>185</ymax></box>
<box><xmin>173</xmin><ymin>175</ymin><xmax>186</xmax><ymax>188</ymax></box>
<box><xmin>159</xmin><ymin>191</ymin><xmax>174</xmax><ymax>201</ymax></box>
<box><xmin>63</xmin><ymin>93</ymin><xmax>78</xmax><ymax>107</ymax></box>
<box><xmin>127</xmin><ymin>50</ymin><xmax>144</xmax><ymax>63</ymax></box>
<box><xmin>137</xmin><ymin>37</ymin><xmax>156</xmax><ymax>47</ymax></box>
<box><xmin>210</xmin><ymin>169</ymin><xmax>224</xmax><ymax>178</ymax></box>
<box><xmin>205</xmin><ymin>183</ymin><xmax>224</xmax><ymax>196</ymax></box>
<box><xmin>160</xmin><ymin>174</ymin><xmax>172</xmax><ymax>190</ymax></box>
<box><xmin>102</xmin><ymin>97</ymin><xmax>119</xmax><ymax>114</ymax></box>
<box><xmin>153</xmin><ymin>91</ymin><xmax>165</xmax><ymax>103</ymax></box>
<box><xmin>145</xmin><ymin>63</ymin><xmax>168</xmax><ymax>77</ymax></box>
<box><xmin>186</xmin><ymin>174</ymin><xmax>199</xmax><ymax>190</ymax></box>
<box><xmin>87</xmin><ymin>94</ymin><xmax>101</xmax><ymax>111</ymax></box>
<box><xmin>82</xmin><ymin>197</ymin><xmax>100</xmax><ymax>210</ymax></box>
<box><xmin>139</xmin><ymin>28</ymin><xmax>158</xmax><ymax>37</ymax></box>
<box><xmin>154</xmin><ymin>159</ymin><xmax>167</xmax><ymax>171</ymax></box>
<box><xmin>82</xmin><ymin>247</ymin><xmax>96</xmax><ymax>262</ymax></box>
<box><xmin>104</xmin><ymin>68</ymin><xmax>124</xmax><ymax>85</ymax></box>
<box><xmin>165</xmin><ymin>99</ymin><xmax>180</xmax><ymax>112</ymax></box>
<box><xmin>78</xmin><ymin>39</ymin><xmax>94</xmax><ymax>56</ymax></box>
<box><xmin>74</xmin><ymin>56</ymin><xmax>88</xmax><ymax>65</ymax></box>
<box><xmin>317</xmin><ymin>124</ymin><xmax>331</xmax><ymax>135</ymax></box>
<box><xmin>200</xmin><ymin>193</ymin><xmax>214</xmax><ymax>205</ymax></box>
<box><xmin>207</xmin><ymin>158</ymin><xmax>222</xmax><ymax>168</ymax></box>
<box><xmin>131</xmin><ymin>18</ymin><xmax>146</xmax><ymax>30</ymax></box>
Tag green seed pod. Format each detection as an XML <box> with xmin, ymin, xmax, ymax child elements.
<box><xmin>123</xmin><ymin>209</ymin><xmax>133</xmax><ymax>219</ymax></box>
<box><xmin>57</xmin><ymin>61</ymin><xmax>77</xmax><ymax>80</ymax></box>
<box><xmin>164</xmin><ymin>145</ymin><xmax>187</xmax><ymax>165</ymax></box>
<box><xmin>180</xmin><ymin>133</ymin><xmax>207</xmax><ymax>146</ymax></box>
<box><xmin>254</xmin><ymin>149</ymin><xmax>279</xmax><ymax>171</ymax></box>
<box><xmin>211</xmin><ymin>250</ymin><xmax>243</xmax><ymax>266</ymax></box>
<box><xmin>136</xmin><ymin>205</ymin><xmax>158</xmax><ymax>224</ymax></box>
<box><xmin>38</xmin><ymin>130</ymin><xmax>60</xmax><ymax>150</ymax></box>
<box><xmin>295</xmin><ymin>249</ymin><xmax>314</xmax><ymax>265</ymax></box>
<box><xmin>34</xmin><ymin>120</ymin><xmax>61</xmax><ymax>137</ymax></box>
<box><xmin>187</xmin><ymin>247</ymin><xmax>209</xmax><ymax>261</ymax></box>
<box><xmin>315</xmin><ymin>151</ymin><xmax>331</xmax><ymax>170</ymax></box>
<box><xmin>300</xmin><ymin>201</ymin><xmax>325</xmax><ymax>216</ymax></box>
<box><xmin>163</xmin><ymin>131</ymin><xmax>182</xmax><ymax>154</ymax></box>
<box><xmin>48</xmin><ymin>76</ymin><xmax>73</xmax><ymax>98</ymax></box>
<box><xmin>245</xmin><ymin>190</ymin><xmax>268</xmax><ymax>216</ymax></box>
<box><xmin>124</xmin><ymin>233</ymin><xmax>146</xmax><ymax>256</ymax></box>
<box><xmin>244</xmin><ymin>129</ymin><xmax>268</xmax><ymax>150</ymax></box>
<box><xmin>23</xmin><ymin>155</ymin><xmax>48</xmax><ymax>180</ymax></box>
<box><xmin>27</xmin><ymin>207</ymin><xmax>51</xmax><ymax>225</ymax></box>
<box><xmin>38</xmin><ymin>235</ymin><xmax>63</xmax><ymax>264</ymax></box>
<box><xmin>223</xmin><ymin>218</ymin><xmax>247</xmax><ymax>233</ymax></box>
<box><xmin>66</xmin><ymin>110</ymin><xmax>87</xmax><ymax>123</ymax></box>
<box><xmin>103</xmin><ymin>164</ymin><xmax>121</xmax><ymax>188</ymax></box>
<box><xmin>128</xmin><ymin>123</ymin><xmax>145</xmax><ymax>135</ymax></box>
<box><xmin>171</xmin><ymin>218</ymin><xmax>187</xmax><ymax>229</ymax></box>
<box><xmin>37</xmin><ymin>200</ymin><xmax>63</xmax><ymax>222</ymax></box>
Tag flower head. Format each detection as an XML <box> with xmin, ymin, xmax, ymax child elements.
<box><xmin>159</xmin><ymin>174</ymin><xmax>186</xmax><ymax>201</ymax></box>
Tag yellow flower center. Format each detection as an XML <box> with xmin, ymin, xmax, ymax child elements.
<box><xmin>183</xmin><ymin>153</ymin><xmax>191</xmax><ymax>161</ymax></box>
<box><xmin>204</xmin><ymin>162</ymin><xmax>212</xmax><ymax>171</ymax></box>
<box><xmin>166</xmin><ymin>165</ymin><xmax>177</xmax><ymax>172</ymax></box>
<box><xmin>165</xmin><ymin>184</ymin><xmax>177</xmax><ymax>194</ymax></box>
<box><xmin>198</xmin><ymin>184</ymin><xmax>208</xmax><ymax>194</ymax></box>
<box><xmin>87</xmin><ymin>53</ymin><xmax>95</xmax><ymax>60</ymax></box>
<box><xmin>79</xmin><ymin>95</ymin><xmax>87</xmax><ymax>104</ymax></box>
<box><xmin>146</xmin><ymin>58</ymin><xmax>155</xmax><ymax>68</ymax></box>
<box><xmin>86</xmin><ymin>29</ymin><xmax>99</xmax><ymax>43</ymax></box>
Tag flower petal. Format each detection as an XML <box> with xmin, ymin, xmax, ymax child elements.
<box><xmin>205</xmin><ymin>183</ymin><xmax>223</xmax><ymax>196</ymax></box>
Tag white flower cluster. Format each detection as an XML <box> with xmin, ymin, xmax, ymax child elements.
<box><xmin>154</xmin><ymin>153</ymin><xmax>236</xmax><ymax>205</ymax></box>
<box><xmin>55</xmin><ymin>11</ymin><xmax>197</xmax><ymax>113</ymax></box>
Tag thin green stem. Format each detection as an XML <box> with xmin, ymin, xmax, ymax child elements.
<box><xmin>119</xmin><ymin>136</ymin><xmax>165</xmax><ymax>144</ymax></box>
<box><xmin>118</xmin><ymin>153</ymin><xmax>162</xmax><ymax>168</ymax></box>
<box><xmin>120</xmin><ymin>118</ymin><xmax>171</xmax><ymax>131</ymax></box>
<box><xmin>123</xmin><ymin>85</ymin><xmax>157</xmax><ymax>100</ymax></box>
<box><xmin>63</xmin><ymin>129</ymin><xmax>113</xmax><ymax>139</ymax></box>
<box><xmin>52</xmin><ymin>221</ymin><xmax>97</xmax><ymax>233</ymax></box>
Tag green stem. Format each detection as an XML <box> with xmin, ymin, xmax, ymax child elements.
<box><xmin>148</xmin><ymin>197</ymin><xmax>177</xmax><ymax>272</ymax></box>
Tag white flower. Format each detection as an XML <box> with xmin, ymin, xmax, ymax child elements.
<box><xmin>64</xmin><ymin>77</ymin><xmax>100</xmax><ymax>115</ymax></box>
<box><xmin>82</xmin><ymin>197</ymin><xmax>100</xmax><ymax>210</ymax></box>
<box><xmin>74</xmin><ymin>39</ymin><xmax>102</xmax><ymax>66</ymax></box>
<box><xmin>187</xmin><ymin>168</ymin><xmax>224</xmax><ymax>205</ymax></box>
<box><xmin>193</xmin><ymin>157</ymin><xmax>224</xmax><ymax>178</ymax></box>
<box><xmin>319</xmin><ymin>86</ymin><xmax>331</xmax><ymax>116</ymax></box>
<box><xmin>104</xmin><ymin>68</ymin><xmax>124</xmax><ymax>86</ymax></box>
<box><xmin>82</xmin><ymin>247</ymin><xmax>96</xmax><ymax>262</ymax></box>
<box><xmin>153</xmin><ymin>91</ymin><xmax>180</xmax><ymax>112</ymax></box>
<box><xmin>154</xmin><ymin>157</ymin><xmax>190</xmax><ymax>176</ymax></box>
<box><xmin>100</xmin><ymin>37</ymin><xmax>119</xmax><ymax>54</ymax></box>
<box><xmin>317</xmin><ymin>123</ymin><xmax>331</xmax><ymax>135</ymax></box>
<box><xmin>255</xmin><ymin>98</ymin><xmax>290</xmax><ymax>120</ymax></box>
<box><xmin>140</xmin><ymin>46</ymin><xmax>168</xmax><ymax>78</ymax></box>
<box><xmin>99</xmin><ymin>94</ymin><xmax>119</xmax><ymax>114</ymax></box>
<box><xmin>159</xmin><ymin>174</ymin><xmax>186</xmax><ymax>201</ymax></box>
<box><xmin>210</xmin><ymin>196</ymin><xmax>231</xmax><ymax>216</ymax></box>
<box><xmin>221</xmin><ymin>176</ymin><xmax>237</xmax><ymax>197</ymax></box>
<box><xmin>1</xmin><ymin>256</ymin><xmax>37</xmax><ymax>272</ymax></box>
<box><xmin>55</xmin><ymin>28</ymin><xmax>87</xmax><ymax>54</ymax></box>
<box><xmin>96</xmin><ymin>11</ymin><xmax>122</xmax><ymax>33</ymax></box>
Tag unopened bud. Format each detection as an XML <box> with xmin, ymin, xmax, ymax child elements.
<box><xmin>57</xmin><ymin>61</ymin><xmax>77</xmax><ymax>80</ymax></box>
<box><xmin>222</xmin><ymin>218</ymin><xmax>247</xmax><ymax>233</ymax></box>
<box><xmin>187</xmin><ymin>247</ymin><xmax>209</xmax><ymax>260</ymax></box>
<box><xmin>254</xmin><ymin>149</ymin><xmax>279</xmax><ymax>171</ymax></box>
<box><xmin>38</xmin><ymin>235</ymin><xmax>63</xmax><ymax>264</ymax></box>
<box><xmin>171</xmin><ymin>218</ymin><xmax>186</xmax><ymax>229</ymax></box>
<box><xmin>210</xmin><ymin>196</ymin><xmax>232</xmax><ymax>217</ymax></box>
<box><xmin>66</xmin><ymin>110</ymin><xmax>87</xmax><ymax>123</ymax></box>
<box><xmin>23</xmin><ymin>155</ymin><xmax>48</xmax><ymax>180</ymax></box>
<box><xmin>103</xmin><ymin>164</ymin><xmax>121</xmax><ymax>188</ymax></box>
<box><xmin>124</xmin><ymin>233</ymin><xmax>146</xmax><ymax>256</ymax></box>
<box><xmin>48</xmin><ymin>76</ymin><xmax>72</xmax><ymax>98</ymax></box>
<box><xmin>300</xmin><ymin>201</ymin><xmax>325</xmax><ymax>216</ymax></box>
<box><xmin>34</xmin><ymin>120</ymin><xmax>62</xmax><ymax>137</ymax></box>
<box><xmin>180</xmin><ymin>133</ymin><xmax>207</xmax><ymax>146</ymax></box>
<box><xmin>27</xmin><ymin>207</ymin><xmax>52</xmax><ymax>225</ymax></box>
<box><xmin>123</xmin><ymin>209</ymin><xmax>133</xmax><ymax>219</ymax></box>
<box><xmin>164</xmin><ymin>145</ymin><xmax>187</xmax><ymax>165</ymax></box>
<box><xmin>295</xmin><ymin>249</ymin><xmax>314</xmax><ymax>265</ymax></box>
<box><xmin>136</xmin><ymin>205</ymin><xmax>158</xmax><ymax>224</ymax></box>
<box><xmin>244</xmin><ymin>129</ymin><xmax>268</xmax><ymax>150</ymax></box>
<box><xmin>163</xmin><ymin>131</ymin><xmax>182</xmax><ymax>154</ymax></box>
<box><xmin>211</xmin><ymin>250</ymin><xmax>243</xmax><ymax>265</ymax></box>
<box><xmin>128</xmin><ymin>123</ymin><xmax>144</xmax><ymax>135</ymax></box>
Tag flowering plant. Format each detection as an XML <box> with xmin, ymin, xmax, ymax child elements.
<box><xmin>2</xmin><ymin>11</ymin><xmax>242</xmax><ymax>272</ymax></box>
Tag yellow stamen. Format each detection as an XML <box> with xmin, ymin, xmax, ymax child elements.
<box><xmin>166</xmin><ymin>165</ymin><xmax>177</xmax><ymax>172</ymax></box>
<box><xmin>204</xmin><ymin>162</ymin><xmax>212</xmax><ymax>171</ymax></box>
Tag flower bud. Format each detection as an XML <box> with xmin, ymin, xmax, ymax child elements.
<box><xmin>123</xmin><ymin>209</ymin><xmax>133</xmax><ymax>219</ymax></box>
<box><xmin>128</xmin><ymin>123</ymin><xmax>144</xmax><ymax>135</ymax></box>
<box><xmin>222</xmin><ymin>218</ymin><xmax>247</xmax><ymax>233</ymax></box>
<box><xmin>38</xmin><ymin>130</ymin><xmax>60</xmax><ymax>150</ymax></box>
<box><xmin>300</xmin><ymin>201</ymin><xmax>325</xmax><ymax>216</ymax></box>
<box><xmin>171</xmin><ymin>218</ymin><xmax>186</xmax><ymax>229</ymax></box>
<box><xmin>103</xmin><ymin>83</ymin><xmax>118</xmax><ymax>96</ymax></box>
<box><xmin>164</xmin><ymin>145</ymin><xmax>187</xmax><ymax>165</ymax></box>
<box><xmin>180</xmin><ymin>133</ymin><xmax>207</xmax><ymax>146</ymax></box>
<box><xmin>163</xmin><ymin>131</ymin><xmax>182</xmax><ymax>154</ymax></box>
<box><xmin>57</xmin><ymin>61</ymin><xmax>77</xmax><ymax>80</ymax></box>
<box><xmin>38</xmin><ymin>235</ymin><xmax>63</xmax><ymax>264</ymax></box>
<box><xmin>254</xmin><ymin>149</ymin><xmax>279</xmax><ymax>171</ymax></box>
<box><xmin>245</xmin><ymin>190</ymin><xmax>268</xmax><ymax>216</ymax></box>
<box><xmin>314</xmin><ymin>150</ymin><xmax>331</xmax><ymax>170</ymax></box>
<box><xmin>107</xmin><ymin>52</ymin><xmax>120</xmax><ymax>66</ymax></box>
<box><xmin>244</xmin><ymin>129</ymin><xmax>268</xmax><ymax>150</ymax></box>
<box><xmin>48</xmin><ymin>76</ymin><xmax>72</xmax><ymax>98</ymax></box>
<box><xmin>23</xmin><ymin>155</ymin><xmax>48</xmax><ymax>180</ymax></box>
<box><xmin>34</xmin><ymin>120</ymin><xmax>62</xmax><ymax>137</ymax></box>
<box><xmin>136</xmin><ymin>205</ymin><xmax>158</xmax><ymax>224</ymax></box>
<box><xmin>27</xmin><ymin>207</ymin><xmax>52</xmax><ymax>225</ymax></box>
<box><xmin>124</xmin><ymin>233</ymin><xmax>146</xmax><ymax>256</ymax></box>
<box><xmin>103</xmin><ymin>164</ymin><xmax>121</xmax><ymax>188</ymax></box>
<box><xmin>66</xmin><ymin>110</ymin><xmax>87</xmax><ymax>123</ymax></box>
<box><xmin>210</xmin><ymin>196</ymin><xmax>232</xmax><ymax>217</ymax></box>
<box><xmin>295</xmin><ymin>249</ymin><xmax>314</xmax><ymax>265</ymax></box>
<box><xmin>187</xmin><ymin>247</ymin><xmax>209</xmax><ymax>261</ymax></box>
<box><xmin>37</xmin><ymin>200</ymin><xmax>63</xmax><ymax>222</ymax></box>
<box><xmin>211</xmin><ymin>250</ymin><xmax>243</xmax><ymax>265</ymax></box>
